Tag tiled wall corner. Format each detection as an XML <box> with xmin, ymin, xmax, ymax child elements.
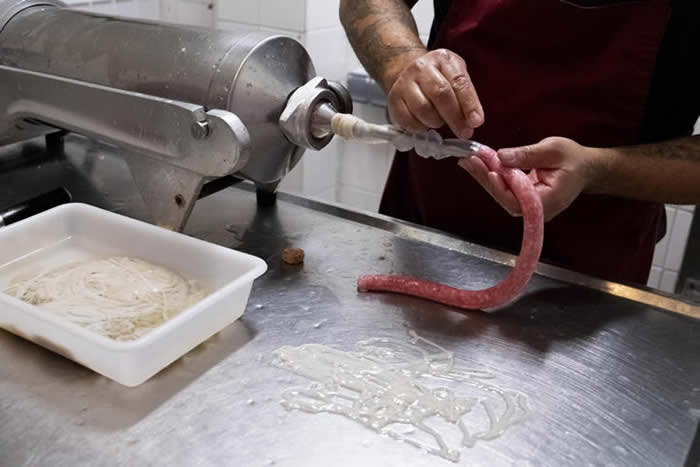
<box><xmin>337</xmin><ymin>104</ymin><xmax>393</xmax><ymax>210</ymax></box>
<box><xmin>336</xmin><ymin>2</ymin><xmax>433</xmax><ymax>212</ymax></box>
<box><xmin>303</xmin><ymin>26</ymin><xmax>347</xmax><ymax>83</ymax></box>
<box><xmin>217</xmin><ymin>0</ymin><xmax>305</xmax><ymax>33</ymax></box>
<box><xmin>69</xmin><ymin>0</ymin><xmax>161</xmax><ymax>20</ymax></box>
<box><xmin>301</xmin><ymin>139</ymin><xmax>341</xmax><ymax>200</ymax></box>
<box><xmin>159</xmin><ymin>0</ymin><xmax>214</xmax><ymax>27</ymax></box>
<box><xmin>306</xmin><ymin>0</ymin><xmax>340</xmax><ymax>31</ymax></box>
<box><xmin>648</xmin><ymin>204</ymin><xmax>696</xmax><ymax>293</ymax></box>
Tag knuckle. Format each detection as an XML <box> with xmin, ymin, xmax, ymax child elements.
<box><xmin>429</xmin><ymin>79</ymin><xmax>453</xmax><ymax>99</ymax></box>
<box><xmin>433</xmin><ymin>48</ymin><xmax>451</xmax><ymax>62</ymax></box>
<box><xmin>412</xmin><ymin>58</ymin><xmax>429</xmax><ymax>71</ymax></box>
<box><xmin>388</xmin><ymin>92</ymin><xmax>403</xmax><ymax>109</ymax></box>
<box><xmin>388</xmin><ymin>104</ymin><xmax>408</xmax><ymax>124</ymax></box>
<box><xmin>519</xmin><ymin>145</ymin><xmax>534</xmax><ymax>163</ymax></box>
<box><xmin>414</xmin><ymin>99</ymin><xmax>433</xmax><ymax>114</ymax></box>
<box><xmin>451</xmin><ymin>75</ymin><xmax>472</xmax><ymax>92</ymax></box>
<box><xmin>542</xmin><ymin>136</ymin><xmax>564</xmax><ymax>151</ymax></box>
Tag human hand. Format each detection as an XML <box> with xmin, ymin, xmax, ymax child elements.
<box><xmin>385</xmin><ymin>49</ymin><xmax>484</xmax><ymax>140</ymax></box>
<box><xmin>459</xmin><ymin>137</ymin><xmax>602</xmax><ymax>222</ymax></box>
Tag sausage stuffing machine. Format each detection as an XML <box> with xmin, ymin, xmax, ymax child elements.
<box><xmin>0</xmin><ymin>0</ymin><xmax>352</xmax><ymax>230</ymax></box>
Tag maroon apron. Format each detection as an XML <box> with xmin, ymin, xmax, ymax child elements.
<box><xmin>379</xmin><ymin>0</ymin><xmax>671</xmax><ymax>284</ymax></box>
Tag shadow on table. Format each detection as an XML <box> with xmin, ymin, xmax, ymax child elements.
<box><xmin>374</xmin><ymin>284</ymin><xmax>640</xmax><ymax>360</ymax></box>
<box><xmin>0</xmin><ymin>319</ymin><xmax>256</xmax><ymax>431</ymax></box>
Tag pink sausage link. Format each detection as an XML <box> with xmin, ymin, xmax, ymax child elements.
<box><xmin>357</xmin><ymin>147</ymin><xmax>544</xmax><ymax>310</ymax></box>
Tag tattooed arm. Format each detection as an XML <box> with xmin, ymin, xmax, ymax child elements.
<box><xmin>459</xmin><ymin>135</ymin><xmax>700</xmax><ymax>221</ymax></box>
<box><xmin>339</xmin><ymin>0</ymin><xmax>424</xmax><ymax>90</ymax></box>
<box><xmin>340</xmin><ymin>0</ymin><xmax>484</xmax><ymax>139</ymax></box>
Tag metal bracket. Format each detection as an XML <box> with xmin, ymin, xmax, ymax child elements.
<box><xmin>279</xmin><ymin>77</ymin><xmax>341</xmax><ymax>151</ymax></box>
<box><xmin>0</xmin><ymin>65</ymin><xmax>252</xmax><ymax>230</ymax></box>
<box><xmin>125</xmin><ymin>155</ymin><xmax>204</xmax><ymax>232</ymax></box>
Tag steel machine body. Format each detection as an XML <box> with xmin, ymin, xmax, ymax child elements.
<box><xmin>0</xmin><ymin>0</ymin><xmax>351</xmax><ymax>230</ymax></box>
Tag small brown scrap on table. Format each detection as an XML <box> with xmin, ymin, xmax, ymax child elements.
<box><xmin>282</xmin><ymin>247</ymin><xmax>304</xmax><ymax>265</ymax></box>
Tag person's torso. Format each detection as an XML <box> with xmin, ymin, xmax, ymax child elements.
<box><xmin>381</xmin><ymin>0</ymin><xmax>697</xmax><ymax>284</ymax></box>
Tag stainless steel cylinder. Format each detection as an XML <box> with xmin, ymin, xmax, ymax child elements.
<box><xmin>0</xmin><ymin>0</ymin><xmax>316</xmax><ymax>184</ymax></box>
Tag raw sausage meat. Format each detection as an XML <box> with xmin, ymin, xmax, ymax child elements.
<box><xmin>357</xmin><ymin>147</ymin><xmax>544</xmax><ymax>310</ymax></box>
<box><xmin>282</xmin><ymin>247</ymin><xmax>305</xmax><ymax>265</ymax></box>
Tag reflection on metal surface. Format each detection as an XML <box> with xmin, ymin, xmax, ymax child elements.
<box><xmin>0</xmin><ymin>136</ymin><xmax>699</xmax><ymax>466</ymax></box>
<box><xmin>264</xmin><ymin>187</ymin><xmax>700</xmax><ymax>320</ymax></box>
<box><xmin>273</xmin><ymin>331</ymin><xmax>528</xmax><ymax>462</ymax></box>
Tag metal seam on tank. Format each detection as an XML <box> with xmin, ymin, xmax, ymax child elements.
<box><xmin>203</xmin><ymin>33</ymin><xmax>249</xmax><ymax>111</ymax></box>
<box><xmin>227</xmin><ymin>34</ymin><xmax>315</xmax><ymax>113</ymax></box>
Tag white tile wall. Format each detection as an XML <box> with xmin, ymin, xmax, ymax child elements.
<box><xmin>306</xmin><ymin>0</ymin><xmax>340</xmax><ymax>31</ymax></box>
<box><xmin>69</xmin><ymin>0</ymin><xmax>160</xmax><ymax>20</ymax></box>
<box><xmin>660</xmin><ymin>270</ymin><xmax>679</xmax><ymax>293</ymax></box>
<box><xmin>302</xmin><ymin>140</ymin><xmax>340</xmax><ymax>197</ymax></box>
<box><xmin>337</xmin><ymin>186</ymin><xmax>382</xmax><ymax>212</ymax></box>
<box><xmin>648</xmin><ymin>266</ymin><xmax>662</xmax><ymax>289</ymax></box>
<box><xmin>337</xmin><ymin>104</ymin><xmax>393</xmax><ymax>204</ymax></box>
<box><xmin>304</xmin><ymin>27</ymin><xmax>348</xmax><ymax>82</ymax></box>
<box><xmin>216</xmin><ymin>0</ymin><xmax>305</xmax><ymax>32</ymax></box>
<box><xmin>652</xmin><ymin>206</ymin><xmax>675</xmax><ymax>267</ymax></box>
<box><xmin>336</xmin><ymin>2</ymin><xmax>431</xmax><ymax>206</ymax></box>
<box><xmin>216</xmin><ymin>20</ymin><xmax>260</xmax><ymax>34</ymax></box>
<box><xmin>261</xmin><ymin>0</ymin><xmax>306</xmax><ymax>32</ymax></box>
<box><xmin>411</xmin><ymin>0</ymin><xmax>434</xmax><ymax>38</ymax></box>
<box><xmin>216</xmin><ymin>0</ymin><xmax>256</xmax><ymax>24</ymax></box>
<box><xmin>666</xmin><ymin>209</ymin><xmax>694</xmax><ymax>272</ymax></box>
<box><xmin>278</xmin><ymin>162</ymin><xmax>303</xmax><ymax>193</ymax></box>
<box><xmin>649</xmin><ymin>205</ymin><xmax>696</xmax><ymax>293</ymax></box>
<box><xmin>160</xmin><ymin>0</ymin><xmax>214</xmax><ymax>27</ymax></box>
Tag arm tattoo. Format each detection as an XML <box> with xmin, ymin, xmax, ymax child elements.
<box><xmin>340</xmin><ymin>0</ymin><xmax>426</xmax><ymax>89</ymax></box>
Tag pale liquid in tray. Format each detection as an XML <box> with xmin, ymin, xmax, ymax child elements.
<box><xmin>273</xmin><ymin>331</ymin><xmax>529</xmax><ymax>463</ymax></box>
<box><xmin>0</xmin><ymin>236</ymin><xmax>108</xmax><ymax>291</ymax></box>
<box><xmin>0</xmin><ymin>236</ymin><xmax>209</xmax><ymax>341</ymax></box>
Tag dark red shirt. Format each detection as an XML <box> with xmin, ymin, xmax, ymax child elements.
<box><xmin>381</xmin><ymin>0</ymin><xmax>700</xmax><ymax>285</ymax></box>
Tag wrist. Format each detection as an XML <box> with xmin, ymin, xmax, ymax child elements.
<box><xmin>583</xmin><ymin>146</ymin><xmax>615</xmax><ymax>195</ymax></box>
<box><xmin>379</xmin><ymin>48</ymin><xmax>427</xmax><ymax>92</ymax></box>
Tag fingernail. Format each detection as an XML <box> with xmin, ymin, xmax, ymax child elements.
<box><xmin>498</xmin><ymin>149</ymin><xmax>516</xmax><ymax>164</ymax></box>
<box><xmin>460</xmin><ymin>127</ymin><xmax>474</xmax><ymax>140</ymax></box>
<box><xmin>458</xmin><ymin>158</ymin><xmax>471</xmax><ymax>170</ymax></box>
<box><xmin>468</xmin><ymin>111</ymin><xmax>482</xmax><ymax>127</ymax></box>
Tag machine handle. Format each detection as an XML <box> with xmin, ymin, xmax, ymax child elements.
<box><xmin>0</xmin><ymin>65</ymin><xmax>251</xmax><ymax>178</ymax></box>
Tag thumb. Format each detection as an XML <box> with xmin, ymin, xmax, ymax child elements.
<box><xmin>498</xmin><ymin>143</ymin><xmax>561</xmax><ymax>169</ymax></box>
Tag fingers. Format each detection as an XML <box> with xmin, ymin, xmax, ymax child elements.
<box><xmin>538</xmin><ymin>186</ymin><xmax>568</xmax><ymax>222</ymax></box>
<box><xmin>534</xmin><ymin>171</ymin><xmax>579</xmax><ymax>222</ymax></box>
<box><xmin>403</xmin><ymin>82</ymin><xmax>444</xmax><ymax>129</ymax></box>
<box><xmin>498</xmin><ymin>138</ymin><xmax>568</xmax><ymax>169</ymax></box>
<box><xmin>388</xmin><ymin>97</ymin><xmax>428</xmax><ymax>133</ymax></box>
<box><xmin>474</xmin><ymin>147</ymin><xmax>504</xmax><ymax>172</ymax></box>
<box><xmin>386</xmin><ymin>49</ymin><xmax>484</xmax><ymax>139</ymax></box>
<box><xmin>459</xmin><ymin>157</ymin><xmax>521</xmax><ymax>216</ymax></box>
<box><xmin>437</xmin><ymin>51</ymin><xmax>484</xmax><ymax>130</ymax></box>
<box><xmin>415</xmin><ymin>65</ymin><xmax>469</xmax><ymax>139</ymax></box>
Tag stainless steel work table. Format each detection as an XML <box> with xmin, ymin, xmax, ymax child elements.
<box><xmin>1</xmin><ymin>136</ymin><xmax>699</xmax><ymax>467</ymax></box>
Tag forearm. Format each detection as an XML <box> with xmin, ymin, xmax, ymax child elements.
<box><xmin>589</xmin><ymin>135</ymin><xmax>700</xmax><ymax>204</ymax></box>
<box><xmin>339</xmin><ymin>0</ymin><xmax>427</xmax><ymax>91</ymax></box>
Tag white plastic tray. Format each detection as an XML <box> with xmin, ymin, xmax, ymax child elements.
<box><xmin>0</xmin><ymin>203</ymin><xmax>267</xmax><ymax>386</ymax></box>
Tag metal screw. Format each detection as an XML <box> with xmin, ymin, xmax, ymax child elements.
<box><xmin>192</xmin><ymin>121</ymin><xmax>210</xmax><ymax>139</ymax></box>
